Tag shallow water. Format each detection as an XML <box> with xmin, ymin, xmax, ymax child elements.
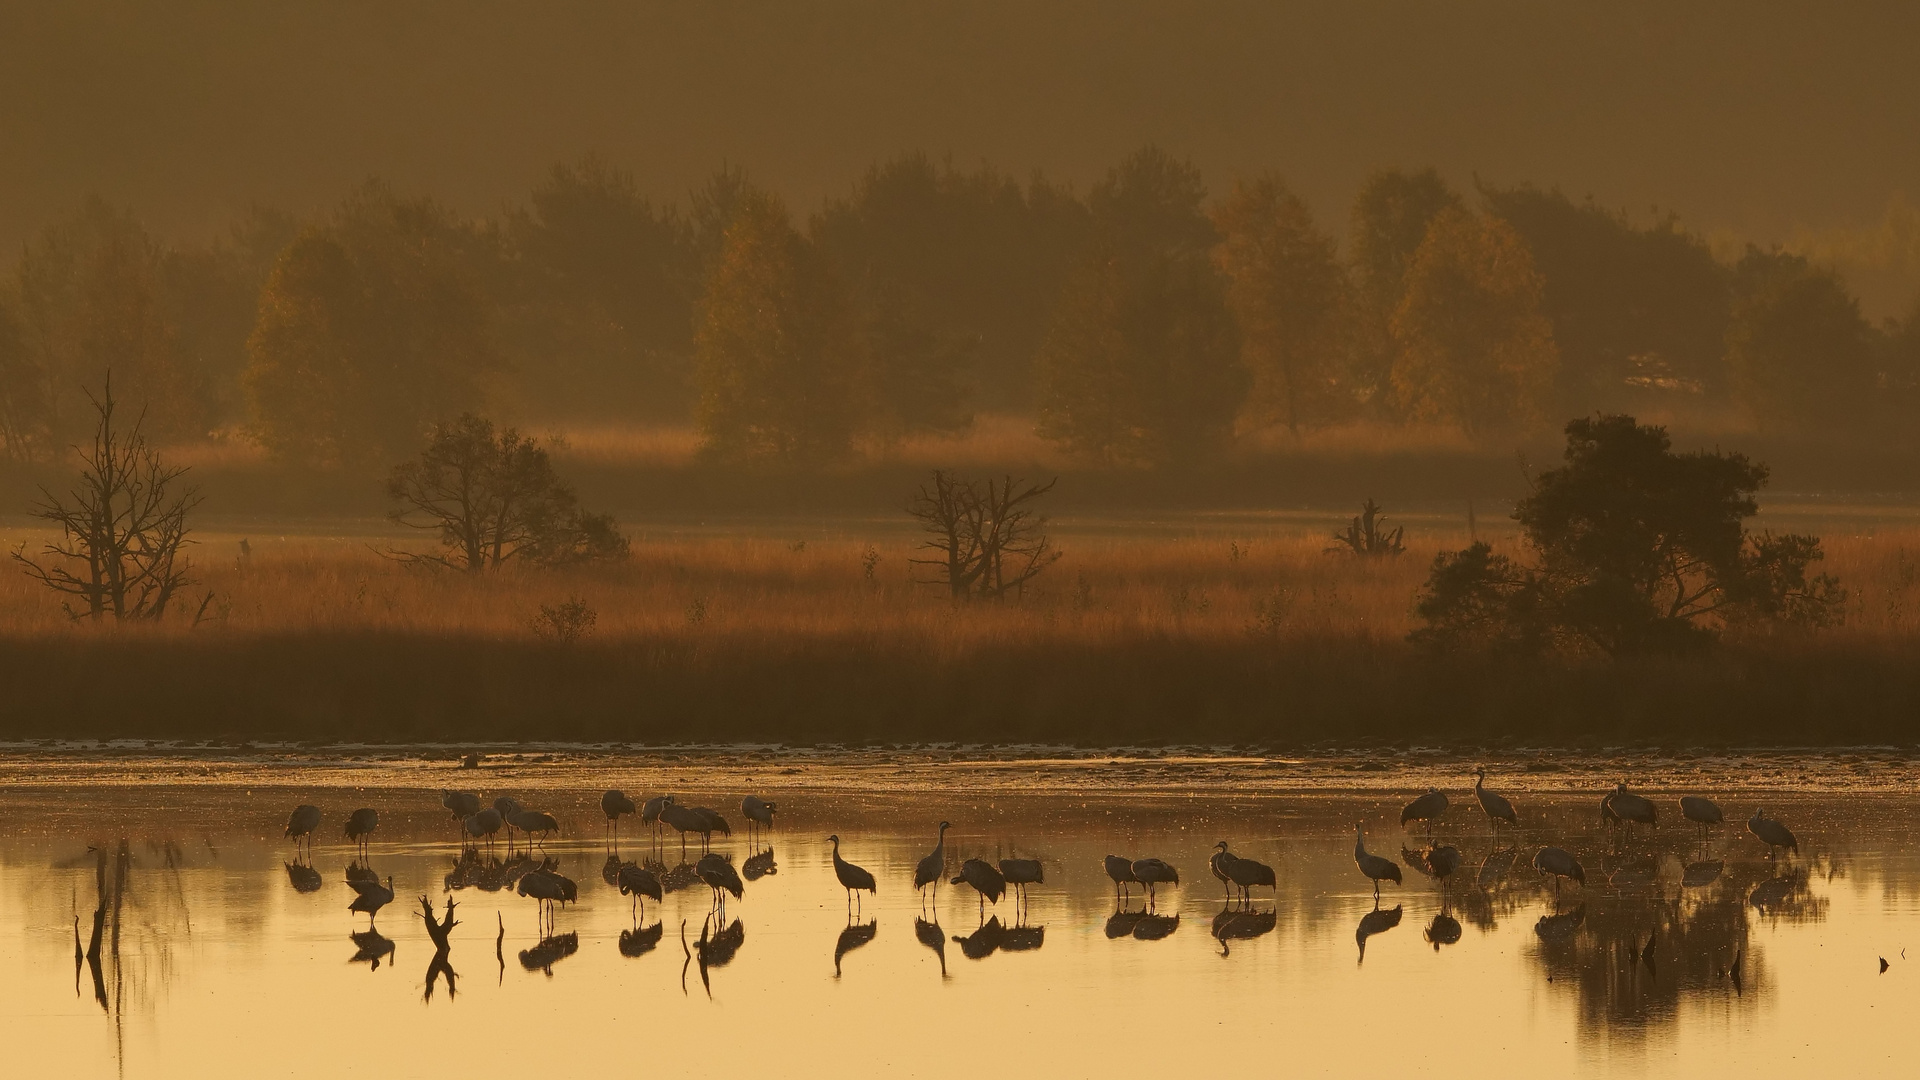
<box><xmin>5</xmin><ymin>769</ymin><xmax>1916</xmax><ymax>1078</ymax></box>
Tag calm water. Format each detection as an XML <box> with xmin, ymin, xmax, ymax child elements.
<box><xmin>5</xmin><ymin>780</ymin><xmax>1917</xmax><ymax>1078</ymax></box>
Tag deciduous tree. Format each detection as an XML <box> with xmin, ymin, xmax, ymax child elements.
<box><xmin>1724</xmin><ymin>248</ymin><xmax>1875</xmax><ymax>430</ymax></box>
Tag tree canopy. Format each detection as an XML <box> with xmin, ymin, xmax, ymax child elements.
<box><xmin>1414</xmin><ymin>414</ymin><xmax>1844</xmax><ymax>655</ymax></box>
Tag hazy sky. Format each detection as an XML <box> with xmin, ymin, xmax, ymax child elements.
<box><xmin>2</xmin><ymin>2</ymin><xmax>1915</xmax><ymax>253</ymax></box>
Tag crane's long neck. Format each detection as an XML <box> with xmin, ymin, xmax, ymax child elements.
<box><xmin>1354</xmin><ymin>831</ymin><xmax>1366</xmax><ymax>859</ymax></box>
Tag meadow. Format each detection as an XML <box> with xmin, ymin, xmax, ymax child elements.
<box><xmin>2</xmin><ymin>501</ymin><xmax>1918</xmax><ymax>747</ymax></box>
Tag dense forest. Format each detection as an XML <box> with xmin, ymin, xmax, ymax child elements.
<box><xmin>2</xmin><ymin>147</ymin><xmax>1916</xmax><ymax>472</ymax></box>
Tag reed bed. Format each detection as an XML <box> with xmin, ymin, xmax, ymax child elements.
<box><xmin>0</xmin><ymin>521</ymin><xmax>1916</xmax><ymax>745</ymax></box>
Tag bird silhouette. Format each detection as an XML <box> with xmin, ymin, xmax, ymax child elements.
<box><xmin>442</xmin><ymin>790</ymin><xmax>482</xmax><ymax>827</ymax></box>
<box><xmin>463</xmin><ymin>808</ymin><xmax>503</xmax><ymax>851</ymax></box>
<box><xmin>349</xmin><ymin>928</ymin><xmax>396</xmax><ymax>969</ymax></box>
<box><xmin>1104</xmin><ymin>854</ymin><xmax>1139</xmax><ymax>903</ymax></box>
<box><xmin>742</xmin><ymin>795</ymin><xmax>776</xmax><ymax>844</ymax></box>
<box><xmin>828</xmin><ymin>835</ymin><xmax>877</xmax><ymax>913</ymax></box>
<box><xmin>507</xmin><ymin>809</ymin><xmax>560</xmax><ymax>850</ymax></box>
<box><xmin>517</xmin><ymin>867</ymin><xmax>576</xmax><ymax>935</ymax></box>
<box><xmin>999</xmin><ymin>858</ymin><xmax>1043</xmax><ymax>908</ymax></box>
<box><xmin>1679</xmin><ymin>795</ymin><xmax>1723</xmax><ymax>842</ymax></box>
<box><xmin>602</xmin><ymin>790</ymin><xmax>637</xmax><ymax>845</ymax></box>
<box><xmin>951</xmin><ymin>857</ymin><xmax>1007</xmax><ymax>918</ymax></box>
<box><xmin>1211</xmin><ymin>907</ymin><xmax>1276</xmax><ymax>956</ymax></box>
<box><xmin>696</xmin><ymin>851</ymin><xmax>745</xmax><ymax>910</ymax></box>
<box><xmin>1131</xmin><ymin>912</ymin><xmax>1180</xmax><ymax>941</ymax></box>
<box><xmin>1402</xmin><ymin>843</ymin><xmax>1462</xmax><ymax>890</ymax></box>
<box><xmin>493</xmin><ymin>796</ymin><xmax>523</xmax><ymax>846</ymax></box>
<box><xmin>344</xmin><ymin>807</ymin><xmax>378</xmax><ymax>856</ymax></box>
<box><xmin>1217</xmin><ymin>842</ymin><xmax>1276</xmax><ymax>904</ymax></box>
<box><xmin>690</xmin><ymin>807</ymin><xmax>732</xmax><ymax>850</ymax></box>
<box><xmin>660</xmin><ymin>802</ymin><xmax>705</xmax><ymax>858</ymax></box>
<box><xmin>914</xmin><ymin>822</ymin><xmax>952</xmax><ymax>903</ymax></box>
<box><xmin>1748</xmin><ymin>808</ymin><xmax>1798</xmax><ymax>861</ymax></box>
<box><xmin>1355</xmin><ymin>904</ymin><xmax>1402</xmax><ymax>962</ymax></box>
<box><xmin>1131</xmin><ymin>858</ymin><xmax>1179</xmax><ymax>907</ymax></box>
<box><xmin>1401</xmin><ymin>788</ymin><xmax>1449</xmax><ymax>834</ymax></box>
<box><xmin>834</xmin><ymin>919</ymin><xmax>877</xmax><ymax>977</ymax></box>
<box><xmin>1354</xmin><ymin>826</ymin><xmax>1402</xmax><ymax>900</ymax></box>
<box><xmin>1209</xmin><ymin>843</ymin><xmax>1236</xmax><ymax>899</ymax></box>
<box><xmin>642</xmin><ymin>794</ymin><xmax>673</xmax><ymax>845</ymax></box>
<box><xmin>1609</xmin><ymin>784</ymin><xmax>1657</xmax><ymax>835</ymax></box>
<box><xmin>347</xmin><ymin>874</ymin><xmax>394</xmax><ymax>925</ymax></box>
<box><xmin>285</xmin><ymin>804</ymin><xmax>321</xmax><ymax>856</ymax></box>
<box><xmin>1474</xmin><ymin>768</ymin><xmax>1517</xmax><ymax>834</ymax></box>
<box><xmin>617</xmin><ymin>862</ymin><xmax>663</xmax><ymax>917</ymax></box>
<box><xmin>1532</xmin><ymin>846</ymin><xmax>1586</xmax><ymax>896</ymax></box>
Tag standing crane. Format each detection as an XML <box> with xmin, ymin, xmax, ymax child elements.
<box><xmin>1609</xmin><ymin>783</ymin><xmax>1657</xmax><ymax>835</ymax></box>
<box><xmin>344</xmin><ymin>808</ymin><xmax>378</xmax><ymax>857</ymax></box>
<box><xmin>442</xmin><ymin>791</ymin><xmax>481</xmax><ymax>840</ymax></box>
<box><xmin>602</xmin><ymin>790</ymin><xmax>637</xmax><ymax>844</ymax></box>
<box><xmin>463</xmin><ymin>808</ymin><xmax>503</xmax><ymax>851</ymax></box>
<box><xmin>828</xmin><ymin>834</ymin><xmax>877</xmax><ymax>913</ymax></box>
<box><xmin>1401</xmin><ymin>788</ymin><xmax>1449</xmax><ymax>835</ymax></box>
<box><xmin>1130</xmin><ymin>858</ymin><xmax>1179</xmax><ymax>907</ymax></box>
<box><xmin>1748</xmin><ymin>808</ymin><xmax>1799</xmax><ymax>861</ymax></box>
<box><xmin>1214</xmin><ymin>842</ymin><xmax>1275</xmax><ymax>904</ymax></box>
<box><xmin>696</xmin><ymin>852</ymin><xmax>745</xmax><ymax>911</ymax></box>
<box><xmin>347</xmin><ymin>874</ymin><xmax>394</xmax><ymax>925</ymax></box>
<box><xmin>999</xmin><ymin>858</ymin><xmax>1043</xmax><ymax>908</ymax></box>
<box><xmin>642</xmin><ymin>794</ymin><xmax>674</xmax><ymax>845</ymax></box>
<box><xmin>1354</xmin><ymin>826</ymin><xmax>1402</xmax><ymax>901</ymax></box>
<box><xmin>1105</xmin><ymin>854</ymin><xmax>1139</xmax><ymax>903</ymax></box>
<box><xmin>1473</xmin><ymin>768</ymin><xmax>1517</xmax><ymax>835</ymax></box>
<box><xmin>742</xmin><ymin>796</ymin><xmax>776</xmax><ymax>844</ymax></box>
<box><xmin>950</xmin><ymin>858</ymin><xmax>1007</xmax><ymax>919</ymax></box>
<box><xmin>1680</xmin><ymin>796</ymin><xmax>1724</xmax><ymax>843</ymax></box>
<box><xmin>914</xmin><ymin>821</ymin><xmax>952</xmax><ymax>903</ymax></box>
<box><xmin>617</xmin><ymin>862</ymin><xmax>663</xmax><ymax>919</ymax></box>
<box><xmin>285</xmin><ymin>805</ymin><xmax>321</xmax><ymax>857</ymax></box>
<box><xmin>660</xmin><ymin>801</ymin><xmax>704</xmax><ymax>858</ymax></box>
<box><xmin>1532</xmin><ymin>846</ymin><xmax>1586</xmax><ymax>895</ymax></box>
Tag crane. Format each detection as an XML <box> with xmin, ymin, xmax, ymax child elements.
<box><xmin>1105</xmin><ymin>854</ymin><xmax>1139</xmax><ymax>903</ymax></box>
<box><xmin>1214</xmin><ymin>842</ymin><xmax>1275</xmax><ymax>904</ymax></box>
<box><xmin>690</xmin><ymin>806</ymin><xmax>732</xmax><ymax>850</ymax></box>
<box><xmin>1680</xmin><ymin>795</ymin><xmax>1724</xmax><ymax>842</ymax></box>
<box><xmin>828</xmin><ymin>834</ymin><xmax>878</xmax><ymax>912</ymax></box>
<box><xmin>507</xmin><ymin>809</ymin><xmax>560</xmax><ymax>850</ymax></box>
<box><xmin>1532</xmin><ymin>846</ymin><xmax>1586</xmax><ymax>895</ymax></box>
<box><xmin>914</xmin><ymin>821</ymin><xmax>952</xmax><ymax>903</ymax></box>
<box><xmin>1609</xmin><ymin>783</ymin><xmax>1657</xmax><ymax>834</ymax></box>
<box><xmin>347</xmin><ymin>874</ymin><xmax>394</xmax><ymax>925</ymax></box>
<box><xmin>442</xmin><ymin>791</ymin><xmax>481</xmax><ymax>839</ymax></box>
<box><xmin>950</xmin><ymin>858</ymin><xmax>1007</xmax><ymax>919</ymax></box>
<box><xmin>1473</xmin><ymin>768</ymin><xmax>1517</xmax><ymax>834</ymax></box>
<box><xmin>696</xmin><ymin>852</ymin><xmax>745</xmax><ymax>910</ymax></box>
<box><xmin>463</xmin><ymin>808</ymin><xmax>503</xmax><ymax>851</ymax></box>
<box><xmin>285</xmin><ymin>805</ymin><xmax>321</xmax><ymax>857</ymax></box>
<box><xmin>660</xmin><ymin>801</ymin><xmax>704</xmax><ymax>858</ymax></box>
<box><xmin>1401</xmin><ymin>788</ymin><xmax>1449</xmax><ymax>834</ymax></box>
<box><xmin>617</xmin><ymin>863</ymin><xmax>663</xmax><ymax>918</ymax></box>
<box><xmin>642</xmin><ymin>794</ymin><xmax>674</xmax><ymax>845</ymax></box>
<box><xmin>1748</xmin><ymin>808</ymin><xmax>1798</xmax><ymax>861</ymax></box>
<box><xmin>602</xmin><ymin>790</ymin><xmax>637</xmax><ymax>844</ymax></box>
<box><xmin>742</xmin><ymin>796</ymin><xmax>777</xmax><ymax>844</ymax></box>
<box><xmin>1354</xmin><ymin>825</ymin><xmax>1402</xmax><ymax>901</ymax></box>
<box><xmin>1131</xmin><ymin>858</ymin><xmax>1179</xmax><ymax>907</ymax></box>
<box><xmin>344</xmin><ymin>808</ymin><xmax>378</xmax><ymax>856</ymax></box>
<box><xmin>999</xmin><ymin>858</ymin><xmax>1043</xmax><ymax>907</ymax></box>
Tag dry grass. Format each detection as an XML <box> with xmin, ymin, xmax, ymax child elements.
<box><xmin>1</xmin><ymin>517</ymin><xmax>1917</xmax><ymax>745</ymax></box>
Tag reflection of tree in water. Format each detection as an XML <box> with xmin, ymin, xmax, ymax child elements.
<box><xmin>1528</xmin><ymin>857</ymin><xmax>1828</xmax><ymax>1034</ymax></box>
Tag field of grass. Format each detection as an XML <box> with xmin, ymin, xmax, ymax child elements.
<box><xmin>1</xmin><ymin>512</ymin><xmax>1918</xmax><ymax>746</ymax></box>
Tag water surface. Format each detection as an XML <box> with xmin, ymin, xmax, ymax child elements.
<box><xmin>4</xmin><ymin>760</ymin><xmax>1915</xmax><ymax>1078</ymax></box>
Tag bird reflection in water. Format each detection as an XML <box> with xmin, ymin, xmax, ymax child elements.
<box><xmin>1356</xmin><ymin>904</ymin><xmax>1402</xmax><ymax>963</ymax></box>
<box><xmin>349</xmin><ymin>928</ymin><xmax>395</xmax><ymax>970</ymax></box>
<box><xmin>743</xmin><ymin>846</ymin><xmax>778</xmax><ymax>881</ymax></box>
<box><xmin>620</xmin><ymin>921</ymin><xmax>665</xmax><ymax>958</ymax></box>
<box><xmin>445</xmin><ymin>848</ymin><xmax>538</xmax><ymax>893</ymax></box>
<box><xmin>914</xmin><ymin>917</ymin><xmax>949</xmax><ymax>978</ymax></box>
<box><xmin>1683</xmin><ymin>859</ymin><xmax>1724</xmax><ymax>888</ymax></box>
<box><xmin>283</xmin><ymin>860</ymin><xmax>322</xmax><ymax>893</ymax></box>
<box><xmin>681</xmin><ymin>915</ymin><xmax>745</xmax><ymax>998</ymax></box>
<box><xmin>519</xmin><ymin>932</ymin><xmax>580</xmax><ymax>975</ymax></box>
<box><xmin>834</xmin><ymin>918</ymin><xmax>877</xmax><ymax>976</ymax></box>
<box><xmin>1131</xmin><ymin>912</ymin><xmax>1179</xmax><ymax>941</ymax></box>
<box><xmin>1002</xmin><ymin>919</ymin><xmax>1045</xmax><ymax>953</ymax></box>
<box><xmin>954</xmin><ymin>915</ymin><xmax>1006</xmax><ymax>959</ymax></box>
<box><xmin>1425</xmin><ymin>911</ymin><xmax>1463</xmax><ymax>950</ymax></box>
<box><xmin>1211</xmin><ymin>906</ymin><xmax>1275</xmax><ymax>957</ymax></box>
<box><xmin>1534</xmin><ymin>904</ymin><xmax>1585</xmax><ymax>944</ymax></box>
<box><xmin>1477</xmin><ymin>847</ymin><xmax>1518</xmax><ymax>891</ymax></box>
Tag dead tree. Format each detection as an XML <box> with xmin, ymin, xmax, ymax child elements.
<box><xmin>13</xmin><ymin>379</ymin><xmax>199</xmax><ymax>621</ymax></box>
<box><xmin>908</xmin><ymin>469</ymin><xmax>1060</xmax><ymax>600</ymax></box>
<box><xmin>1328</xmin><ymin>498</ymin><xmax>1405</xmax><ymax>557</ymax></box>
<box><xmin>973</xmin><ymin>475</ymin><xmax>1061</xmax><ymax>599</ymax></box>
<box><xmin>908</xmin><ymin>469</ymin><xmax>985</xmax><ymax>599</ymax></box>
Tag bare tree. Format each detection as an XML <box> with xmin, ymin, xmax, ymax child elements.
<box><xmin>386</xmin><ymin>414</ymin><xmax>628</xmax><ymax>573</ymax></box>
<box><xmin>1327</xmin><ymin>498</ymin><xmax>1405</xmax><ymax>557</ymax></box>
<box><xmin>907</xmin><ymin>469</ymin><xmax>1059</xmax><ymax>600</ymax></box>
<box><xmin>13</xmin><ymin>378</ymin><xmax>200</xmax><ymax>620</ymax></box>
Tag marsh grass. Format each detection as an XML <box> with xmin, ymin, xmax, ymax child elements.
<box><xmin>1</xmin><ymin>520</ymin><xmax>1917</xmax><ymax>745</ymax></box>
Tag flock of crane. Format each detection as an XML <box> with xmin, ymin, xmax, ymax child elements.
<box><xmin>284</xmin><ymin>768</ymin><xmax>1805</xmax><ymax>934</ymax></box>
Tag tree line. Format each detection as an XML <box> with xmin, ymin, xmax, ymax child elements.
<box><xmin>3</xmin><ymin>149</ymin><xmax>1917</xmax><ymax>469</ymax></box>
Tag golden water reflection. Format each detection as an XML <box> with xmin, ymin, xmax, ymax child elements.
<box><xmin>3</xmin><ymin>788</ymin><xmax>1914</xmax><ymax>1078</ymax></box>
